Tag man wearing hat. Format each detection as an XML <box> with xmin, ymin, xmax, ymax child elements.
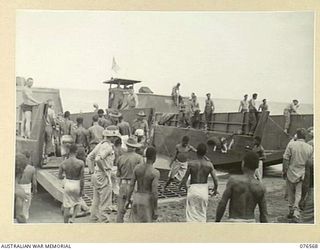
<box><xmin>86</xmin><ymin>126</ymin><xmax>121</xmax><ymax>223</ymax></box>
<box><xmin>109</xmin><ymin>110</ymin><xmax>122</xmax><ymax>126</ymax></box>
<box><xmin>116</xmin><ymin>136</ymin><xmax>143</xmax><ymax>222</ymax></box>
<box><xmin>238</xmin><ymin>94</ymin><xmax>249</xmax><ymax>113</ymax></box>
<box><xmin>283</xmin><ymin>99</ymin><xmax>299</xmax><ymax>134</ymax></box>
<box><xmin>132</xmin><ymin>111</ymin><xmax>149</xmax><ymax>141</ymax></box>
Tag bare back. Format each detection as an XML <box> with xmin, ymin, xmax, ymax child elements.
<box><xmin>228</xmin><ymin>175</ymin><xmax>266</xmax><ymax>220</ymax></box>
<box><xmin>188</xmin><ymin>159</ymin><xmax>214</xmax><ymax>184</ymax></box>
<box><xmin>19</xmin><ymin>165</ymin><xmax>36</xmax><ymax>184</ymax></box>
<box><xmin>134</xmin><ymin>164</ymin><xmax>160</xmax><ymax>193</ymax></box>
<box><xmin>60</xmin><ymin>157</ymin><xmax>84</xmax><ymax>180</ymax></box>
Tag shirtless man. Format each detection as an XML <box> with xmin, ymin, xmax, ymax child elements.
<box><xmin>238</xmin><ymin>94</ymin><xmax>249</xmax><ymax>113</ymax></box>
<box><xmin>163</xmin><ymin>136</ymin><xmax>197</xmax><ymax>190</ymax></box>
<box><xmin>215</xmin><ymin>151</ymin><xmax>268</xmax><ymax>223</ymax></box>
<box><xmin>98</xmin><ymin>109</ymin><xmax>112</xmax><ymax>129</ymax></box>
<box><xmin>20</xmin><ymin>78</ymin><xmax>41</xmax><ymax>138</ymax></box>
<box><xmin>15</xmin><ymin>153</ymin><xmax>29</xmax><ymax>223</ymax></box>
<box><xmin>74</xmin><ymin>117</ymin><xmax>89</xmax><ymax>153</ymax></box>
<box><xmin>179</xmin><ymin>143</ymin><xmax>218</xmax><ymax>222</ymax></box>
<box><xmin>125</xmin><ymin>147</ymin><xmax>160</xmax><ymax>222</ymax></box>
<box><xmin>88</xmin><ymin>115</ymin><xmax>104</xmax><ymax>152</ymax></box>
<box><xmin>118</xmin><ymin>115</ymin><xmax>131</xmax><ymax>136</ymax></box>
<box><xmin>18</xmin><ymin>151</ymin><xmax>37</xmax><ymax>221</ymax></box>
<box><xmin>58</xmin><ymin>144</ymin><xmax>85</xmax><ymax>223</ymax></box>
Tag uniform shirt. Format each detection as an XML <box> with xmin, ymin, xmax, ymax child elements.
<box><xmin>204</xmin><ymin>99</ymin><xmax>214</xmax><ymax>113</ymax></box>
<box><xmin>22</xmin><ymin>86</ymin><xmax>35</xmax><ymax>105</ymax></box>
<box><xmin>88</xmin><ymin>123</ymin><xmax>104</xmax><ymax>145</ymax></box>
<box><xmin>248</xmin><ymin>99</ymin><xmax>257</xmax><ymax>112</ymax></box>
<box><xmin>46</xmin><ymin>107</ymin><xmax>56</xmax><ymax>126</ymax></box>
<box><xmin>117</xmin><ymin>151</ymin><xmax>143</xmax><ymax>180</ymax></box>
<box><xmin>74</xmin><ymin>126</ymin><xmax>89</xmax><ymax>147</ymax></box>
<box><xmin>118</xmin><ymin>121</ymin><xmax>131</xmax><ymax>136</ymax></box>
<box><xmin>87</xmin><ymin>140</ymin><xmax>115</xmax><ymax>173</ymax></box>
<box><xmin>283</xmin><ymin>139</ymin><xmax>313</xmax><ymax>183</ymax></box>
<box><xmin>132</xmin><ymin>119</ymin><xmax>149</xmax><ymax>137</ymax></box>
<box><xmin>239</xmin><ymin>100</ymin><xmax>249</xmax><ymax>111</ymax></box>
<box><xmin>284</xmin><ymin>103</ymin><xmax>299</xmax><ymax>113</ymax></box>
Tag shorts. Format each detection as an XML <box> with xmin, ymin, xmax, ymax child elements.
<box><xmin>21</xmin><ymin>104</ymin><xmax>33</xmax><ymax>112</ymax></box>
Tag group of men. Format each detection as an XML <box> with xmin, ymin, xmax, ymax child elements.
<box><xmin>16</xmin><ymin>78</ymin><xmax>312</xmax><ymax>223</ymax></box>
<box><xmin>48</xmin><ymin>105</ymin><xmax>151</xmax><ymax>223</ymax></box>
<box><xmin>239</xmin><ymin>93</ymin><xmax>300</xmax><ymax>135</ymax></box>
<box><xmin>172</xmin><ymin>84</ymin><xmax>300</xmax><ymax>135</ymax></box>
<box><xmin>172</xmin><ymin>83</ymin><xmax>215</xmax><ymax>130</ymax></box>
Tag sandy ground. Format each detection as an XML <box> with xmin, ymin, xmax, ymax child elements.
<box><xmin>27</xmin><ymin>173</ymin><xmax>290</xmax><ymax>224</ymax></box>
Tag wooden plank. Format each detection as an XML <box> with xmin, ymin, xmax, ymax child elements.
<box><xmin>37</xmin><ymin>170</ymin><xmax>64</xmax><ymax>202</ymax></box>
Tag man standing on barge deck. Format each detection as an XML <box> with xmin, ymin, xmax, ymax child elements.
<box><xmin>283</xmin><ymin>99</ymin><xmax>299</xmax><ymax>134</ymax></box>
<box><xmin>204</xmin><ymin>93</ymin><xmax>214</xmax><ymax>130</ymax></box>
<box><xmin>238</xmin><ymin>94</ymin><xmax>249</xmax><ymax>113</ymax></box>
<box><xmin>21</xmin><ymin>77</ymin><xmax>41</xmax><ymax>139</ymax></box>
<box><xmin>248</xmin><ymin>93</ymin><xmax>258</xmax><ymax>135</ymax></box>
<box><xmin>171</xmin><ymin>83</ymin><xmax>181</xmax><ymax>106</ymax></box>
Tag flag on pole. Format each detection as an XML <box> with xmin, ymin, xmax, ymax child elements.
<box><xmin>111</xmin><ymin>57</ymin><xmax>120</xmax><ymax>73</ymax></box>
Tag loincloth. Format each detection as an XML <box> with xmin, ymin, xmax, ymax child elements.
<box><xmin>18</xmin><ymin>183</ymin><xmax>32</xmax><ymax>220</ymax></box>
<box><xmin>186</xmin><ymin>183</ymin><xmax>208</xmax><ymax>222</ymax></box>
<box><xmin>168</xmin><ymin>160</ymin><xmax>188</xmax><ymax>181</ymax></box>
<box><xmin>226</xmin><ymin>218</ymin><xmax>256</xmax><ymax>223</ymax></box>
<box><xmin>130</xmin><ymin>192</ymin><xmax>155</xmax><ymax>223</ymax></box>
<box><xmin>63</xmin><ymin>179</ymin><xmax>81</xmax><ymax>208</ymax></box>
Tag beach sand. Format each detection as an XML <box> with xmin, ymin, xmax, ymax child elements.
<box><xmin>27</xmin><ymin>174</ymin><xmax>289</xmax><ymax>224</ymax></box>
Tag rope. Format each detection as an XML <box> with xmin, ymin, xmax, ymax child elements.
<box><xmin>268</xmin><ymin>116</ymin><xmax>292</xmax><ymax>139</ymax></box>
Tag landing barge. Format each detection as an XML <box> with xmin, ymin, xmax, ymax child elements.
<box><xmin>15</xmin><ymin>78</ymin><xmax>313</xmax><ymax>206</ymax></box>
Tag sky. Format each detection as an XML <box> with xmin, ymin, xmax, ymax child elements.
<box><xmin>16</xmin><ymin>11</ymin><xmax>314</xmax><ymax>104</ymax></box>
